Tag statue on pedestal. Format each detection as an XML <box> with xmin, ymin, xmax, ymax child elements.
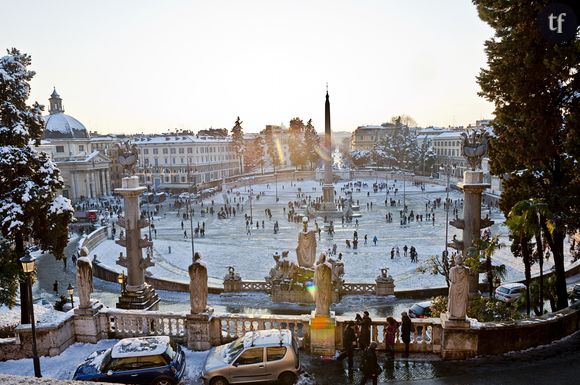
<box><xmin>314</xmin><ymin>253</ymin><xmax>332</xmax><ymax>316</ymax></box>
<box><xmin>296</xmin><ymin>217</ymin><xmax>317</xmax><ymax>268</ymax></box>
<box><xmin>461</xmin><ymin>128</ymin><xmax>488</xmax><ymax>170</ymax></box>
<box><xmin>76</xmin><ymin>257</ymin><xmax>93</xmax><ymax>308</ymax></box>
<box><xmin>188</xmin><ymin>252</ymin><xmax>208</xmax><ymax>314</ymax></box>
<box><xmin>447</xmin><ymin>254</ymin><xmax>470</xmax><ymax>320</ymax></box>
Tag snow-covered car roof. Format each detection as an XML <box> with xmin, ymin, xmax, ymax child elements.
<box><xmin>242</xmin><ymin>329</ymin><xmax>292</xmax><ymax>348</ymax></box>
<box><xmin>111</xmin><ymin>336</ymin><xmax>170</xmax><ymax>359</ymax></box>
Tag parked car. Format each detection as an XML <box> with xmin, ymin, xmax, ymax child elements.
<box><xmin>495</xmin><ymin>283</ymin><xmax>526</xmax><ymax>303</ymax></box>
<box><xmin>408</xmin><ymin>301</ymin><xmax>432</xmax><ymax>318</ymax></box>
<box><xmin>202</xmin><ymin>329</ymin><xmax>300</xmax><ymax>385</ymax></box>
<box><xmin>72</xmin><ymin>336</ymin><xmax>186</xmax><ymax>385</ymax></box>
<box><xmin>574</xmin><ymin>283</ymin><xmax>580</xmax><ymax>296</ymax></box>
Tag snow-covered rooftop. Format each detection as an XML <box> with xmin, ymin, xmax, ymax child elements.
<box><xmin>131</xmin><ymin>135</ymin><xmax>231</xmax><ymax>145</ymax></box>
<box><xmin>111</xmin><ymin>336</ymin><xmax>170</xmax><ymax>358</ymax></box>
<box><xmin>43</xmin><ymin>113</ymin><xmax>89</xmax><ymax>139</ymax></box>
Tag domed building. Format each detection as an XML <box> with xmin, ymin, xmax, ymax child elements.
<box><xmin>40</xmin><ymin>89</ymin><xmax>114</xmax><ymax>202</ymax></box>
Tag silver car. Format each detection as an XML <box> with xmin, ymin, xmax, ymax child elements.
<box><xmin>202</xmin><ymin>329</ymin><xmax>300</xmax><ymax>385</ymax></box>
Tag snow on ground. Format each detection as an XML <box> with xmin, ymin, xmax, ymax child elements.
<box><xmin>0</xmin><ymin>304</ymin><xmax>69</xmax><ymax>330</ymax></box>
<box><xmin>92</xmin><ymin>177</ymin><xmax>560</xmax><ymax>291</ymax></box>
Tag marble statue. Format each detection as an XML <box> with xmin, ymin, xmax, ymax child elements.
<box><xmin>447</xmin><ymin>254</ymin><xmax>470</xmax><ymax>320</ymax></box>
<box><xmin>296</xmin><ymin>217</ymin><xmax>317</xmax><ymax>268</ymax></box>
<box><xmin>314</xmin><ymin>253</ymin><xmax>332</xmax><ymax>316</ymax></box>
<box><xmin>188</xmin><ymin>252</ymin><xmax>208</xmax><ymax>314</ymax></box>
<box><xmin>328</xmin><ymin>255</ymin><xmax>345</xmax><ymax>284</ymax></box>
<box><xmin>76</xmin><ymin>256</ymin><xmax>93</xmax><ymax>309</ymax></box>
<box><xmin>116</xmin><ymin>140</ymin><xmax>140</xmax><ymax>176</ymax></box>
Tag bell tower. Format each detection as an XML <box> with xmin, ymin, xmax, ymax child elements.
<box><xmin>48</xmin><ymin>88</ymin><xmax>64</xmax><ymax>114</ymax></box>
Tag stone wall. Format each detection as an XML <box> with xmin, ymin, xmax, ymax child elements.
<box><xmin>476</xmin><ymin>301</ymin><xmax>580</xmax><ymax>356</ymax></box>
<box><xmin>10</xmin><ymin>313</ymin><xmax>75</xmax><ymax>360</ymax></box>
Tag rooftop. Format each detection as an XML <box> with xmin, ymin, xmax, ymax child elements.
<box><xmin>111</xmin><ymin>336</ymin><xmax>170</xmax><ymax>359</ymax></box>
<box><xmin>242</xmin><ymin>329</ymin><xmax>292</xmax><ymax>348</ymax></box>
<box><xmin>130</xmin><ymin>135</ymin><xmax>231</xmax><ymax>145</ymax></box>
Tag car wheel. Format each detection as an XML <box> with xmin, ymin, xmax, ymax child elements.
<box><xmin>278</xmin><ymin>371</ymin><xmax>297</xmax><ymax>385</ymax></box>
<box><xmin>152</xmin><ymin>377</ymin><xmax>175</xmax><ymax>385</ymax></box>
<box><xmin>210</xmin><ymin>377</ymin><xmax>229</xmax><ymax>385</ymax></box>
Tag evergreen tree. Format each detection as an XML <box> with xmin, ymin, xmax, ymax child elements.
<box><xmin>474</xmin><ymin>0</ymin><xmax>580</xmax><ymax>310</ymax></box>
<box><xmin>288</xmin><ymin>117</ymin><xmax>305</xmax><ymax>169</ymax></box>
<box><xmin>230</xmin><ymin>116</ymin><xmax>245</xmax><ymax>174</ymax></box>
<box><xmin>0</xmin><ymin>49</ymin><xmax>74</xmax><ymax>322</ymax></box>
<box><xmin>303</xmin><ymin>119</ymin><xmax>320</xmax><ymax>170</ymax></box>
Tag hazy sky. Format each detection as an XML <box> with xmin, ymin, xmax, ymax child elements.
<box><xmin>3</xmin><ymin>0</ymin><xmax>495</xmax><ymax>134</ymax></box>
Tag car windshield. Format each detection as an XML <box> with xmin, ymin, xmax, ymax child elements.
<box><xmin>224</xmin><ymin>337</ymin><xmax>245</xmax><ymax>364</ymax></box>
<box><xmin>497</xmin><ymin>287</ymin><xmax>509</xmax><ymax>294</ymax></box>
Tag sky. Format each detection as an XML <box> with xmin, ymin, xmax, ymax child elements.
<box><xmin>2</xmin><ymin>0</ymin><xmax>495</xmax><ymax>134</ymax></box>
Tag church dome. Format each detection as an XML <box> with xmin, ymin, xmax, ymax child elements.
<box><xmin>42</xmin><ymin>88</ymin><xmax>90</xmax><ymax>139</ymax></box>
<box><xmin>43</xmin><ymin>113</ymin><xmax>90</xmax><ymax>139</ymax></box>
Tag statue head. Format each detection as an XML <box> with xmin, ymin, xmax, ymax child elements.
<box><xmin>194</xmin><ymin>252</ymin><xmax>202</xmax><ymax>262</ymax></box>
<box><xmin>318</xmin><ymin>252</ymin><xmax>326</xmax><ymax>264</ymax></box>
<box><xmin>455</xmin><ymin>253</ymin><xmax>463</xmax><ymax>265</ymax></box>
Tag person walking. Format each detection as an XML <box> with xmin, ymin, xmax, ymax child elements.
<box><xmin>373</xmin><ymin>235</ymin><xmax>378</xmax><ymax>246</ymax></box>
<box><xmin>53</xmin><ymin>280</ymin><xmax>59</xmax><ymax>293</ymax></box>
<box><xmin>400</xmin><ymin>312</ymin><xmax>412</xmax><ymax>358</ymax></box>
<box><xmin>383</xmin><ymin>316</ymin><xmax>399</xmax><ymax>359</ymax></box>
<box><xmin>337</xmin><ymin>321</ymin><xmax>356</xmax><ymax>371</ymax></box>
<box><xmin>359</xmin><ymin>342</ymin><xmax>380</xmax><ymax>385</ymax></box>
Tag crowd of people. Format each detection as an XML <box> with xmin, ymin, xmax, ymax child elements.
<box><xmin>337</xmin><ymin>311</ymin><xmax>414</xmax><ymax>384</ymax></box>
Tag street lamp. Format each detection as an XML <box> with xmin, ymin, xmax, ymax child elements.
<box><xmin>442</xmin><ymin>161</ymin><xmax>456</xmax><ymax>258</ymax></box>
<box><xmin>67</xmin><ymin>283</ymin><xmax>74</xmax><ymax>308</ymax></box>
<box><xmin>20</xmin><ymin>251</ymin><xmax>41</xmax><ymax>378</ymax></box>
<box><xmin>275</xmin><ymin>171</ymin><xmax>278</xmax><ymax>202</ymax></box>
<box><xmin>117</xmin><ymin>272</ymin><xmax>126</xmax><ymax>294</ymax></box>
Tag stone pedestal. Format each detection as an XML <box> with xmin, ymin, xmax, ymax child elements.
<box><xmin>440</xmin><ymin>313</ymin><xmax>477</xmax><ymax>360</ymax></box>
<box><xmin>73</xmin><ymin>301</ymin><xmax>107</xmax><ymax>343</ymax></box>
<box><xmin>309</xmin><ymin>311</ymin><xmax>336</xmax><ymax>356</ymax></box>
<box><xmin>186</xmin><ymin>309</ymin><xmax>215</xmax><ymax>351</ymax></box>
<box><xmin>116</xmin><ymin>284</ymin><xmax>160</xmax><ymax>310</ymax></box>
<box><xmin>375</xmin><ymin>277</ymin><xmax>395</xmax><ymax>296</ymax></box>
<box><xmin>223</xmin><ymin>278</ymin><xmax>243</xmax><ymax>292</ymax></box>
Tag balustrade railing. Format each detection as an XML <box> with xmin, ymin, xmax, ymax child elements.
<box><xmin>340</xmin><ymin>282</ymin><xmax>376</xmax><ymax>295</ymax></box>
<box><xmin>105</xmin><ymin>309</ymin><xmax>187</xmax><ymax>342</ymax></box>
<box><xmin>215</xmin><ymin>314</ymin><xmax>310</xmax><ymax>345</ymax></box>
<box><xmin>336</xmin><ymin>318</ymin><xmax>440</xmax><ymax>354</ymax></box>
<box><xmin>240</xmin><ymin>280</ymin><xmax>272</xmax><ymax>293</ymax></box>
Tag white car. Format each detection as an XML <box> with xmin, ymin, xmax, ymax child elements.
<box><xmin>495</xmin><ymin>283</ymin><xmax>526</xmax><ymax>303</ymax></box>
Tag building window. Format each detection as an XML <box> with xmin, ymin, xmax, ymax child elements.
<box><xmin>143</xmin><ymin>149</ymin><xmax>149</xmax><ymax>155</ymax></box>
<box><xmin>187</xmin><ymin>147</ymin><xmax>192</xmax><ymax>154</ymax></box>
<box><xmin>178</xmin><ymin>148</ymin><xmax>184</xmax><ymax>154</ymax></box>
<box><xmin>163</xmin><ymin>148</ymin><xmax>168</xmax><ymax>154</ymax></box>
<box><xmin>79</xmin><ymin>145</ymin><xmax>84</xmax><ymax>152</ymax></box>
<box><xmin>56</xmin><ymin>146</ymin><xmax>64</xmax><ymax>153</ymax></box>
<box><xmin>170</xmin><ymin>148</ymin><xmax>176</xmax><ymax>154</ymax></box>
<box><xmin>153</xmin><ymin>148</ymin><xmax>158</xmax><ymax>154</ymax></box>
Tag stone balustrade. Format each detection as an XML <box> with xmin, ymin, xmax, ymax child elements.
<box><xmin>340</xmin><ymin>282</ymin><xmax>376</xmax><ymax>295</ymax></box>
<box><xmin>214</xmin><ymin>313</ymin><xmax>311</xmax><ymax>346</ymax></box>
<box><xmin>103</xmin><ymin>309</ymin><xmax>188</xmax><ymax>344</ymax></box>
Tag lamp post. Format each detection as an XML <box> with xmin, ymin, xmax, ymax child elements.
<box><xmin>249</xmin><ymin>176</ymin><xmax>254</xmax><ymax>224</ymax></box>
<box><xmin>117</xmin><ymin>272</ymin><xmax>126</xmax><ymax>294</ymax></box>
<box><xmin>20</xmin><ymin>251</ymin><xmax>41</xmax><ymax>378</ymax></box>
<box><xmin>67</xmin><ymin>283</ymin><xmax>74</xmax><ymax>309</ymax></box>
<box><xmin>275</xmin><ymin>171</ymin><xmax>278</xmax><ymax>202</ymax></box>
<box><xmin>442</xmin><ymin>160</ymin><xmax>456</xmax><ymax>258</ymax></box>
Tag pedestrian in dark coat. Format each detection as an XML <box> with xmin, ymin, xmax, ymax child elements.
<box><xmin>337</xmin><ymin>321</ymin><xmax>356</xmax><ymax>370</ymax></box>
<box><xmin>401</xmin><ymin>312</ymin><xmax>412</xmax><ymax>358</ymax></box>
<box><xmin>359</xmin><ymin>311</ymin><xmax>372</xmax><ymax>350</ymax></box>
<box><xmin>359</xmin><ymin>342</ymin><xmax>379</xmax><ymax>385</ymax></box>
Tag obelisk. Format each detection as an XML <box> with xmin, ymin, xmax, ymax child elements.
<box><xmin>322</xmin><ymin>88</ymin><xmax>335</xmax><ymax>211</ymax></box>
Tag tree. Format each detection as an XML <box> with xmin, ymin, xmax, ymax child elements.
<box><xmin>230</xmin><ymin>116</ymin><xmax>245</xmax><ymax>174</ymax></box>
<box><xmin>507</xmin><ymin>198</ymin><xmax>553</xmax><ymax>315</ymax></box>
<box><xmin>374</xmin><ymin>126</ymin><xmax>419</xmax><ymax>170</ymax></box>
<box><xmin>303</xmin><ymin>119</ymin><xmax>320</xmax><ymax>170</ymax></box>
<box><xmin>417</xmin><ymin>251</ymin><xmax>456</xmax><ymax>287</ymax></box>
<box><xmin>262</xmin><ymin>126</ymin><xmax>280</xmax><ymax>172</ymax></box>
<box><xmin>0</xmin><ymin>49</ymin><xmax>74</xmax><ymax>322</ymax></box>
<box><xmin>417</xmin><ymin>138</ymin><xmax>436</xmax><ymax>176</ymax></box>
<box><xmin>474</xmin><ymin>0</ymin><xmax>580</xmax><ymax>310</ymax></box>
<box><xmin>288</xmin><ymin>117</ymin><xmax>305</xmax><ymax>169</ymax></box>
<box><xmin>349</xmin><ymin>150</ymin><xmax>371</xmax><ymax>167</ymax></box>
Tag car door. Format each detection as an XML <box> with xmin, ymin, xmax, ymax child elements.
<box><xmin>265</xmin><ymin>346</ymin><xmax>288</xmax><ymax>381</ymax></box>
<box><xmin>105</xmin><ymin>356</ymin><xmax>143</xmax><ymax>384</ymax></box>
<box><xmin>231</xmin><ymin>347</ymin><xmax>267</xmax><ymax>383</ymax></box>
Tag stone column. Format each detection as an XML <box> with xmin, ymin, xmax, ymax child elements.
<box><xmin>457</xmin><ymin>170</ymin><xmax>490</xmax><ymax>296</ymax></box>
<box><xmin>115</xmin><ymin>176</ymin><xmax>159</xmax><ymax>310</ymax></box>
<box><xmin>105</xmin><ymin>169</ymin><xmax>111</xmax><ymax>194</ymax></box>
<box><xmin>84</xmin><ymin>174</ymin><xmax>90</xmax><ymax>199</ymax></box>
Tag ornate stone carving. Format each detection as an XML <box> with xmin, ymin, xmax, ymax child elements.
<box><xmin>188</xmin><ymin>253</ymin><xmax>208</xmax><ymax>314</ymax></box>
<box><xmin>116</xmin><ymin>140</ymin><xmax>139</xmax><ymax>176</ymax></box>
<box><xmin>296</xmin><ymin>217</ymin><xmax>317</xmax><ymax>268</ymax></box>
<box><xmin>76</xmin><ymin>256</ymin><xmax>93</xmax><ymax>309</ymax></box>
<box><xmin>447</xmin><ymin>254</ymin><xmax>470</xmax><ymax>320</ymax></box>
<box><xmin>314</xmin><ymin>253</ymin><xmax>332</xmax><ymax>317</ymax></box>
<box><xmin>461</xmin><ymin>128</ymin><xmax>488</xmax><ymax>171</ymax></box>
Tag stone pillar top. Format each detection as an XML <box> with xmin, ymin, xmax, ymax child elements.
<box><xmin>115</xmin><ymin>176</ymin><xmax>147</xmax><ymax>195</ymax></box>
